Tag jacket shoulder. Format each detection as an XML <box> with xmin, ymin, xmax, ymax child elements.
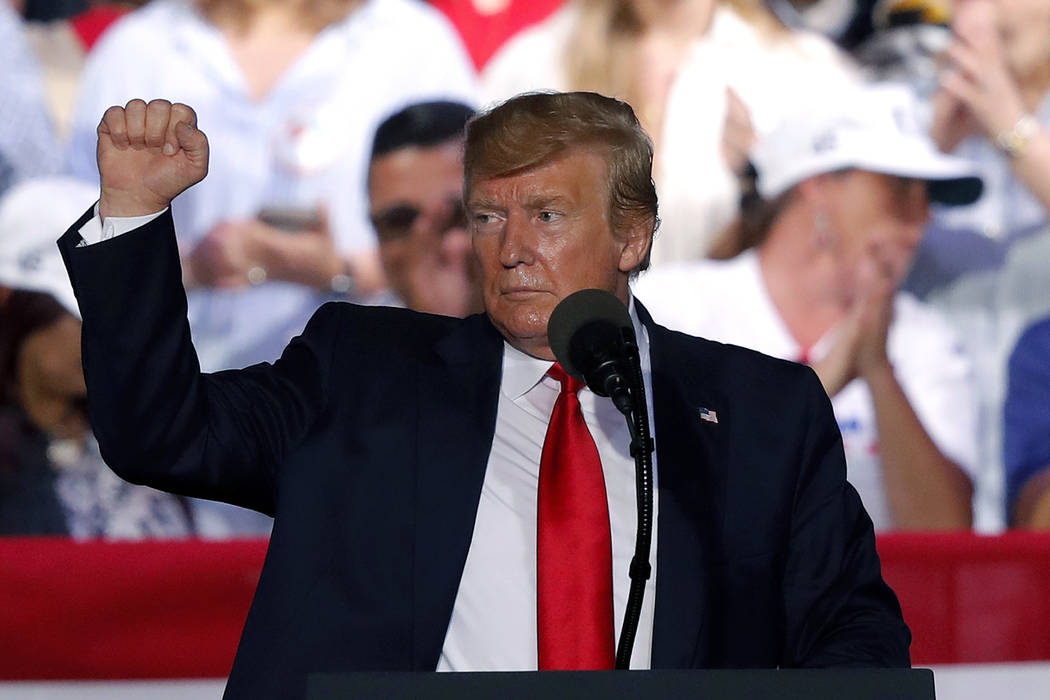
<box><xmin>307</xmin><ymin>303</ymin><xmax>496</xmax><ymax>361</ymax></box>
<box><xmin>649</xmin><ymin>319</ymin><xmax>815</xmax><ymax>393</ymax></box>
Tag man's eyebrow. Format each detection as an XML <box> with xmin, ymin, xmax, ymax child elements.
<box><xmin>466</xmin><ymin>197</ymin><xmax>503</xmax><ymax>211</ymax></box>
<box><xmin>521</xmin><ymin>193</ymin><xmax>570</xmax><ymax>209</ymax></box>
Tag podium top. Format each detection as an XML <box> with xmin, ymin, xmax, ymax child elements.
<box><xmin>307</xmin><ymin>668</ymin><xmax>934</xmax><ymax>700</ymax></box>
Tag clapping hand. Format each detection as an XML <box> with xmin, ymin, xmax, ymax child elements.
<box><xmin>185</xmin><ymin>208</ymin><xmax>352</xmax><ymax>291</ymax></box>
<box><xmin>931</xmin><ymin>0</ymin><xmax>1026</xmax><ymax>151</ymax></box>
<box><xmin>184</xmin><ymin>218</ymin><xmax>268</xmax><ymax>289</ymax></box>
<box><xmin>812</xmin><ymin>239</ymin><xmax>896</xmax><ymax>398</ymax></box>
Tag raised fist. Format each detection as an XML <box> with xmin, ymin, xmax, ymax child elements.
<box><xmin>97</xmin><ymin>99</ymin><xmax>209</xmax><ymax>218</ymax></box>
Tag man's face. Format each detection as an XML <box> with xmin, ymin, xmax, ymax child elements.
<box><xmin>468</xmin><ymin>147</ymin><xmax>649</xmax><ymax>360</ymax></box>
<box><xmin>823</xmin><ymin>170</ymin><xmax>929</xmax><ymax>298</ymax></box>
<box><xmin>368</xmin><ymin>140</ymin><xmax>477</xmax><ymax>316</ymax></box>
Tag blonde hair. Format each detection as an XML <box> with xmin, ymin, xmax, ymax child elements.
<box><xmin>565</xmin><ymin>0</ymin><xmax>786</xmax><ymax>123</ymax></box>
<box><xmin>465</xmin><ymin>91</ymin><xmax>659</xmax><ymax>272</ymax></box>
<box><xmin>196</xmin><ymin>0</ymin><xmax>360</xmax><ymax>34</ymax></box>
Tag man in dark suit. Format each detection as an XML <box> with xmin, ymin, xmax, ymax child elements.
<box><xmin>60</xmin><ymin>92</ymin><xmax>909</xmax><ymax>699</ymax></box>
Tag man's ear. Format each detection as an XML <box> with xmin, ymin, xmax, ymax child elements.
<box><xmin>617</xmin><ymin>215</ymin><xmax>654</xmax><ymax>274</ymax></box>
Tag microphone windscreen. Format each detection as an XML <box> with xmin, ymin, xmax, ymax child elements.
<box><xmin>548</xmin><ymin>289</ymin><xmax>633</xmax><ymax>379</ymax></box>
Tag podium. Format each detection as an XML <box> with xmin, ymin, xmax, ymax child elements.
<box><xmin>307</xmin><ymin>668</ymin><xmax>935</xmax><ymax>699</ymax></box>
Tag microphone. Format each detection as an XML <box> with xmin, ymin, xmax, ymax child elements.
<box><xmin>547</xmin><ymin>289</ymin><xmax>637</xmax><ymax>417</ymax></box>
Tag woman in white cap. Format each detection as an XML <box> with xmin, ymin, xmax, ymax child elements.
<box><xmin>634</xmin><ymin>83</ymin><xmax>983</xmax><ymax>532</ymax></box>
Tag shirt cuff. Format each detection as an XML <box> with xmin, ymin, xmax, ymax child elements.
<box><xmin>77</xmin><ymin>202</ymin><xmax>169</xmax><ymax>246</ymax></box>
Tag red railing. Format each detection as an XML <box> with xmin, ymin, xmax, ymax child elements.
<box><xmin>0</xmin><ymin>538</ymin><xmax>265</xmax><ymax>679</ymax></box>
<box><xmin>878</xmin><ymin>532</ymin><xmax>1050</xmax><ymax>665</ymax></box>
<box><xmin>1</xmin><ymin>533</ymin><xmax>1048</xmax><ymax>679</ymax></box>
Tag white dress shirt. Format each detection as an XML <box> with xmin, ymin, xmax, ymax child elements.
<box><xmin>79</xmin><ymin>210</ymin><xmax>661</xmax><ymax>669</ymax></box>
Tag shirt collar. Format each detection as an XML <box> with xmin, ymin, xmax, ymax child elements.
<box><xmin>500</xmin><ymin>293</ymin><xmax>646</xmax><ymax>401</ymax></box>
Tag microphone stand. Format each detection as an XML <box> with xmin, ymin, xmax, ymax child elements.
<box><xmin>612</xmin><ymin>329</ymin><xmax>654</xmax><ymax>671</ymax></box>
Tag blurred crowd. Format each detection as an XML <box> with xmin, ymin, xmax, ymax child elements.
<box><xmin>2</xmin><ymin>0</ymin><xmax>1050</xmax><ymax>537</ymax></box>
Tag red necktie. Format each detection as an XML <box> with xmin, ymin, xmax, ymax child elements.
<box><xmin>537</xmin><ymin>363</ymin><xmax>616</xmax><ymax>670</ymax></box>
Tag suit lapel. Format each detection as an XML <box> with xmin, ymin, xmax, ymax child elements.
<box><xmin>638</xmin><ymin>304</ymin><xmax>732</xmax><ymax>668</ymax></box>
<box><xmin>411</xmin><ymin>313</ymin><xmax>504</xmax><ymax>670</ymax></box>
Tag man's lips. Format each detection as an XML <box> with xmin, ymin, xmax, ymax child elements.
<box><xmin>499</xmin><ymin>286</ymin><xmax>548</xmax><ymax>299</ymax></box>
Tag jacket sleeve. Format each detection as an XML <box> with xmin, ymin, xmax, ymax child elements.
<box><xmin>780</xmin><ymin>368</ymin><xmax>912</xmax><ymax>667</ymax></box>
<box><xmin>58</xmin><ymin>206</ymin><xmax>340</xmax><ymax>515</ymax></box>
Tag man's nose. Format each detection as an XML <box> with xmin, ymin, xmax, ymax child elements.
<box><xmin>441</xmin><ymin>228</ymin><xmax>472</xmax><ymax>265</ymax></box>
<box><xmin>498</xmin><ymin>212</ymin><xmax>536</xmax><ymax>267</ymax></box>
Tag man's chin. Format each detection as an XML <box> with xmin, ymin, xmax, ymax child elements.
<box><xmin>506</xmin><ymin>338</ymin><xmax>556</xmax><ymax>361</ymax></box>
<box><xmin>487</xmin><ymin>314</ymin><xmax>555</xmax><ymax>359</ymax></box>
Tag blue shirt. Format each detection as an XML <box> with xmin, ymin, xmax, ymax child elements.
<box><xmin>1003</xmin><ymin>316</ymin><xmax>1050</xmax><ymax>520</ymax></box>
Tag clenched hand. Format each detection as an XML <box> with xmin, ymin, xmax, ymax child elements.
<box><xmin>97</xmin><ymin>99</ymin><xmax>209</xmax><ymax>219</ymax></box>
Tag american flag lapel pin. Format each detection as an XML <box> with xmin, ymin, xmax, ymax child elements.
<box><xmin>699</xmin><ymin>407</ymin><xmax>719</xmax><ymax>424</ymax></box>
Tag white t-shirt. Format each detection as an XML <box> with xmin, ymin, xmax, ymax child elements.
<box><xmin>65</xmin><ymin>0</ymin><xmax>477</xmax><ymax>371</ymax></box>
<box><xmin>481</xmin><ymin>5</ymin><xmax>856</xmax><ymax>264</ymax></box>
<box><xmin>633</xmin><ymin>250</ymin><xmax>980</xmax><ymax>530</ymax></box>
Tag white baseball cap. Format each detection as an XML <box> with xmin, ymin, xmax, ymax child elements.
<box><xmin>750</xmin><ymin>82</ymin><xmax>983</xmax><ymax>205</ymax></box>
<box><xmin>0</xmin><ymin>176</ymin><xmax>99</xmax><ymax>319</ymax></box>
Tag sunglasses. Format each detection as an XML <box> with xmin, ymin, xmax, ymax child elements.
<box><xmin>370</xmin><ymin>199</ymin><xmax>467</xmax><ymax>243</ymax></box>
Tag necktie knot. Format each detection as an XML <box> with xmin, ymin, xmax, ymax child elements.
<box><xmin>547</xmin><ymin>362</ymin><xmax>586</xmax><ymax>395</ymax></box>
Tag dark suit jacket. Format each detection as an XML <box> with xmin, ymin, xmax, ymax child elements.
<box><xmin>59</xmin><ymin>208</ymin><xmax>909</xmax><ymax>698</ymax></box>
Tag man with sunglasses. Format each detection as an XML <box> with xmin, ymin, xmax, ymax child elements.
<box><xmin>367</xmin><ymin>101</ymin><xmax>482</xmax><ymax>317</ymax></box>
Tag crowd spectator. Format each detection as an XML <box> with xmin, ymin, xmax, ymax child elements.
<box><xmin>65</xmin><ymin>0</ymin><xmax>476</xmax><ymax>372</ymax></box>
<box><xmin>0</xmin><ymin>1</ymin><xmax>62</xmax><ymax>196</ymax></box>
<box><xmin>1003</xmin><ymin>316</ymin><xmax>1050</xmax><ymax>528</ymax></box>
<box><xmin>0</xmin><ymin>176</ymin><xmax>194</xmax><ymax>537</ymax></box>
<box><xmin>367</xmin><ymin>100</ymin><xmax>482</xmax><ymax>317</ymax></box>
<box><xmin>908</xmin><ymin>0</ymin><xmax>1050</xmax><ymax>294</ymax></box>
<box><xmin>21</xmin><ymin>2</ymin><xmax>139</xmax><ymax>139</ymax></box>
<box><xmin>480</xmin><ymin>0</ymin><xmax>857</xmax><ymax>265</ymax></box>
<box><xmin>895</xmin><ymin>0</ymin><xmax>1050</xmax><ymax>530</ymax></box>
<box><xmin>634</xmin><ymin>83</ymin><xmax>982</xmax><ymax>530</ymax></box>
